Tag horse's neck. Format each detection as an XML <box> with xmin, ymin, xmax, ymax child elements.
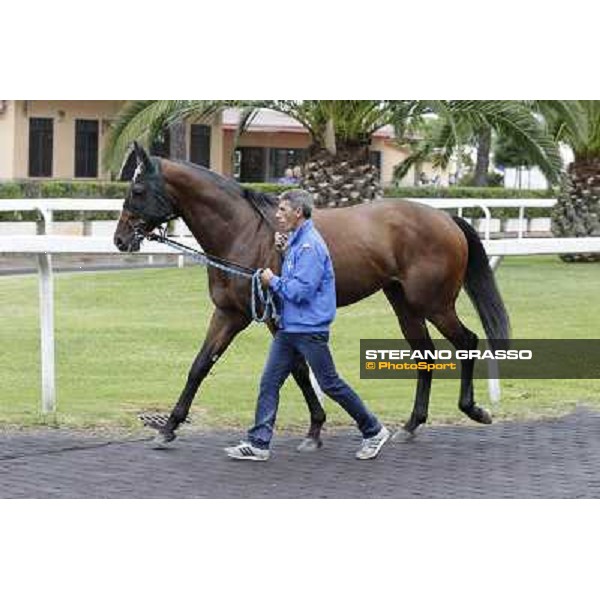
<box><xmin>165</xmin><ymin>167</ymin><xmax>258</xmax><ymax>258</ymax></box>
<box><xmin>179</xmin><ymin>192</ymin><xmax>252</xmax><ymax>258</ymax></box>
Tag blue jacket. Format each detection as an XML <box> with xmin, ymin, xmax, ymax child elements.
<box><xmin>269</xmin><ymin>220</ymin><xmax>336</xmax><ymax>332</ymax></box>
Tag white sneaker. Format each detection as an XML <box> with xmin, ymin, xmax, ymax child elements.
<box><xmin>355</xmin><ymin>426</ymin><xmax>390</xmax><ymax>460</ymax></box>
<box><xmin>225</xmin><ymin>441</ymin><xmax>270</xmax><ymax>461</ymax></box>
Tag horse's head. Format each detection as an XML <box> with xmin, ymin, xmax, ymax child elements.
<box><xmin>114</xmin><ymin>142</ymin><xmax>178</xmax><ymax>252</ymax></box>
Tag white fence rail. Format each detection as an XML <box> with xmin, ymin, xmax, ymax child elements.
<box><xmin>406</xmin><ymin>198</ymin><xmax>557</xmax><ymax>239</ymax></box>
<box><xmin>0</xmin><ymin>235</ymin><xmax>198</xmax><ymax>254</ymax></box>
<box><xmin>1</xmin><ymin>198</ymin><xmax>597</xmax><ymax>415</ymax></box>
<box><xmin>3</xmin><ymin>234</ymin><xmax>600</xmax><ymax>257</ymax></box>
<box><xmin>1</xmin><ymin>197</ymin><xmax>557</xmax><ymax>240</ymax></box>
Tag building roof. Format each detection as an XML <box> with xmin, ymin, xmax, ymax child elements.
<box><xmin>221</xmin><ymin>108</ymin><xmax>395</xmax><ymax>138</ymax></box>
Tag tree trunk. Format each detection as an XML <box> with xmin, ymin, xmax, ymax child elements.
<box><xmin>552</xmin><ymin>156</ymin><xmax>600</xmax><ymax>262</ymax></box>
<box><xmin>300</xmin><ymin>142</ymin><xmax>382</xmax><ymax>208</ymax></box>
<box><xmin>474</xmin><ymin>126</ymin><xmax>492</xmax><ymax>186</ymax></box>
<box><xmin>169</xmin><ymin>120</ymin><xmax>187</xmax><ymax>161</ymax></box>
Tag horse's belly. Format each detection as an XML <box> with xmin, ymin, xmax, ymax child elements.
<box><xmin>331</xmin><ymin>251</ymin><xmax>393</xmax><ymax>307</ymax></box>
<box><xmin>335</xmin><ymin>275</ymin><xmax>384</xmax><ymax>308</ymax></box>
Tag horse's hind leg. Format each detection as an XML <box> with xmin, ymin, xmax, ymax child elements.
<box><xmin>291</xmin><ymin>357</ymin><xmax>326</xmax><ymax>451</ymax></box>
<box><xmin>429</xmin><ymin>308</ymin><xmax>492</xmax><ymax>425</ymax></box>
<box><xmin>383</xmin><ymin>283</ymin><xmax>435</xmax><ymax>435</ymax></box>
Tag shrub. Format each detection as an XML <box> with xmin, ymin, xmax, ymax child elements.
<box><xmin>384</xmin><ymin>186</ymin><xmax>555</xmax><ymax>199</ymax></box>
<box><xmin>1</xmin><ymin>179</ymin><xmax>556</xmax><ymax>222</ymax></box>
<box><xmin>0</xmin><ymin>181</ymin><xmax>129</xmax><ymax>221</ymax></box>
<box><xmin>0</xmin><ymin>180</ymin><xmax>295</xmax><ymax>221</ymax></box>
<box><xmin>239</xmin><ymin>182</ymin><xmax>298</xmax><ymax>195</ymax></box>
<box><xmin>0</xmin><ymin>180</ymin><xmax>130</xmax><ymax>200</ymax></box>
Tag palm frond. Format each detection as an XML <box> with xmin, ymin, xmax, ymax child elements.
<box><xmin>398</xmin><ymin>101</ymin><xmax>564</xmax><ymax>185</ymax></box>
<box><xmin>105</xmin><ymin>99</ymin><xmax>569</xmax><ymax>187</ymax></box>
<box><xmin>393</xmin><ymin>144</ymin><xmax>431</xmax><ymax>182</ymax></box>
<box><xmin>525</xmin><ymin>100</ymin><xmax>586</xmax><ymax>148</ymax></box>
<box><xmin>571</xmin><ymin>101</ymin><xmax>600</xmax><ymax>159</ymax></box>
<box><xmin>103</xmin><ymin>100</ymin><xmax>191</xmax><ymax>172</ymax></box>
<box><xmin>464</xmin><ymin>101</ymin><xmax>562</xmax><ymax>184</ymax></box>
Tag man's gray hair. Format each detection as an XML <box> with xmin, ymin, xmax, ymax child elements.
<box><xmin>279</xmin><ymin>189</ymin><xmax>314</xmax><ymax>218</ymax></box>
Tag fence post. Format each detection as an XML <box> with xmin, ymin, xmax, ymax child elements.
<box><xmin>37</xmin><ymin>208</ymin><xmax>56</xmax><ymax>413</ymax></box>
<box><xmin>487</xmin><ymin>360</ymin><xmax>501</xmax><ymax>404</ymax></box>
<box><xmin>37</xmin><ymin>253</ymin><xmax>56</xmax><ymax>413</ymax></box>
<box><xmin>518</xmin><ymin>206</ymin><xmax>525</xmax><ymax>239</ymax></box>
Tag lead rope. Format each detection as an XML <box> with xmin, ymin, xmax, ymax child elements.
<box><xmin>145</xmin><ymin>228</ymin><xmax>279</xmax><ymax>325</ymax></box>
<box><xmin>251</xmin><ymin>270</ymin><xmax>279</xmax><ymax>323</ymax></box>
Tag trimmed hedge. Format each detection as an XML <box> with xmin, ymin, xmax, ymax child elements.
<box><xmin>240</xmin><ymin>183</ymin><xmax>297</xmax><ymax>195</ymax></box>
<box><xmin>384</xmin><ymin>185</ymin><xmax>556</xmax><ymax>199</ymax></box>
<box><xmin>0</xmin><ymin>180</ymin><xmax>296</xmax><ymax>222</ymax></box>
<box><xmin>384</xmin><ymin>186</ymin><xmax>557</xmax><ymax>218</ymax></box>
<box><xmin>0</xmin><ymin>180</ymin><xmax>554</xmax><ymax>200</ymax></box>
<box><xmin>0</xmin><ymin>180</ymin><xmax>556</xmax><ymax>221</ymax></box>
<box><xmin>0</xmin><ymin>181</ymin><xmax>130</xmax><ymax>222</ymax></box>
<box><xmin>0</xmin><ymin>180</ymin><xmax>129</xmax><ymax>199</ymax></box>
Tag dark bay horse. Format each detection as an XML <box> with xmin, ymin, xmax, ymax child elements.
<box><xmin>114</xmin><ymin>143</ymin><xmax>510</xmax><ymax>447</ymax></box>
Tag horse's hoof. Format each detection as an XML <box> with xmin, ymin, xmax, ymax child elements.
<box><xmin>151</xmin><ymin>430</ymin><xmax>177</xmax><ymax>450</ymax></box>
<box><xmin>297</xmin><ymin>437</ymin><xmax>323</xmax><ymax>452</ymax></box>
<box><xmin>392</xmin><ymin>427</ymin><xmax>418</xmax><ymax>443</ymax></box>
<box><xmin>472</xmin><ymin>407</ymin><xmax>493</xmax><ymax>425</ymax></box>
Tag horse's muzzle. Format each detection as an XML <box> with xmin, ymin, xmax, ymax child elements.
<box><xmin>114</xmin><ymin>233</ymin><xmax>142</xmax><ymax>253</ymax></box>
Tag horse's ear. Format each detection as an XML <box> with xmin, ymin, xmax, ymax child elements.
<box><xmin>133</xmin><ymin>141</ymin><xmax>154</xmax><ymax>173</ymax></box>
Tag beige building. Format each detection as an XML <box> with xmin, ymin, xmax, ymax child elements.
<box><xmin>0</xmin><ymin>100</ymin><xmax>417</xmax><ymax>185</ymax></box>
<box><xmin>0</xmin><ymin>101</ymin><xmax>124</xmax><ymax>180</ymax></box>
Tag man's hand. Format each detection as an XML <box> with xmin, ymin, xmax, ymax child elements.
<box><xmin>274</xmin><ymin>232</ymin><xmax>288</xmax><ymax>253</ymax></box>
<box><xmin>260</xmin><ymin>268</ymin><xmax>275</xmax><ymax>288</ymax></box>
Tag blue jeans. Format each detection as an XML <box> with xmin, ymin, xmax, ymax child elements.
<box><xmin>247</xmin><ymin>331</ymin><xmax>381</xmax><ymax>449</ymax></box>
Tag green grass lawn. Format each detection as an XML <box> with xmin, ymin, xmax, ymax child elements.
<box><xmin>1</xmin><ymin>255</ymin><xmax>599</xmax><ymax>431</ymax></box>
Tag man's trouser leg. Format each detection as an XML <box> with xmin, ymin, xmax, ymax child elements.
<box><xmin>296</xmin><ymin>333</ymin><xmax>381</xmax><ymax>438</ymax></box>
<box><xmin>247</xmin><ymin>332</ymin><xmax>297</xmax><ymax>449</ymax></box>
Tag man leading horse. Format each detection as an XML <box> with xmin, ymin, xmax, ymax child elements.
<box><xmin>114</xmin><ymin>143</ymin><xmax>509</xmax><ymax>452</ymax></box>
<box><xmin>224</xmin><ymin>190</ymin><xmax>390</xmax><ymax>461</ymax></box>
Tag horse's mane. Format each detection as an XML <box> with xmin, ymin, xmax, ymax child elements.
<box><xmin>168</xmin><ymin>159</ymin><xmax>279</xmax><ymax>210</ymax></box>
<box><xmin>239</xmin><ymin>186</ymin><xmax>279</xmax><ymax>209</ymax></box>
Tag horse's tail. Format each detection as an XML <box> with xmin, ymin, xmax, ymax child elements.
<box><xmin>452</xmin><ymin>216</ymin><xmax>510</xmax><ymax>349</ymax></box>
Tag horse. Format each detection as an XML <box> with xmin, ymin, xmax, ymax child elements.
<box><xmin>114</xmin><ymin>142</ymin><xmax>510</xmax><ymax>448</ymax></box>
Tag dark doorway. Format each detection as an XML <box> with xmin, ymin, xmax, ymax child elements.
<box><xmin>190</xmin><ymin>124</ymin><xmax>211</xmax><ymax>167</ymax></box>
<box><xmin>75</xmin><ymin>119</ymin><xmax>99</xmax><ymax>178</ymax></box>
<box><xmin>239</xmin><ymin>147</ymin><xmax>266</xmax><ymax>182</ymax></box>
<box><xmin>28</xmin><ymin>118</ymin><xmax>54</xmax><ymax>177</ymax></box>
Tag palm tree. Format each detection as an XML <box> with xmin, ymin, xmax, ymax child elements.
<box><xmin>395</xmin><ymin>100</ymin><xmax>583</xmax><ymax>188</ymax></box>
<box><xmin>552</xmin><ymin>100</ymin><xmax>600</xmax><ymax>261</ymax></box>
<box><xmin>493</xmin><ymin>131</ymin><xmax>537</xmax><ymax>188</ymax></box>
<box><xmin>473</xmin><ymin>125</ymin><xmax>493</xmax><ymax>186</ymax></box>
<box><xmin>104</xmin><ymin>100</ymin><xmax>566</xmax><ymax>206</ymax></box>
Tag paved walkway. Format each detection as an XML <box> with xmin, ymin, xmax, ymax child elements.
<box><xmin>1</xmin><ymin>408</ymin><xmax>599</xmax><ymax>498</ymax></box>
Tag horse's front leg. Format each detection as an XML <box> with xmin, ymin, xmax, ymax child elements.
<box><xmin>154</xmin><ymin>307</ymin><xmax>250</xmax><ymax>446</ymax></box>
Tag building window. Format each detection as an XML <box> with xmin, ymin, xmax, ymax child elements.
<box><xmin>233</xmin><ymin>150</ymin><xmax>242</xmax><ymax>180</ymax></box>
<box><xmin>236</xmin><ymin>147</ymin><xmax>307</xmax><ymax>182</ymax></box>
<box><xmin>268</xmin><ymin>148</ymin><xmax>307</xmax><ymax>181</ymax></box>
<box><xmin>75</xmin><ymin>119</ymin><xmax>99</xmax><ymax>178</ymax></box>
<box><xmin>369</xmin><ymin>150</ymin><xmax>382</xmax><ymax>183</ymax></box>
<box><xmin>369</xmin><ymin>150</ymin><xmax>382</xmax><ymax>171</ymax></box>
<box><xmin>28</xmin><ymin>118</ymin><xmax>53</xmax><ymax>177</ymax></box>
<box><xmin>190</xmin><ymin>124</ymin><xmax>211</xmax><ymax>167</ymax></box>
<box><xmin>238</xmin><ymin>147</ymin><xmax>267</xmax><ymax>182</ymax></box>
